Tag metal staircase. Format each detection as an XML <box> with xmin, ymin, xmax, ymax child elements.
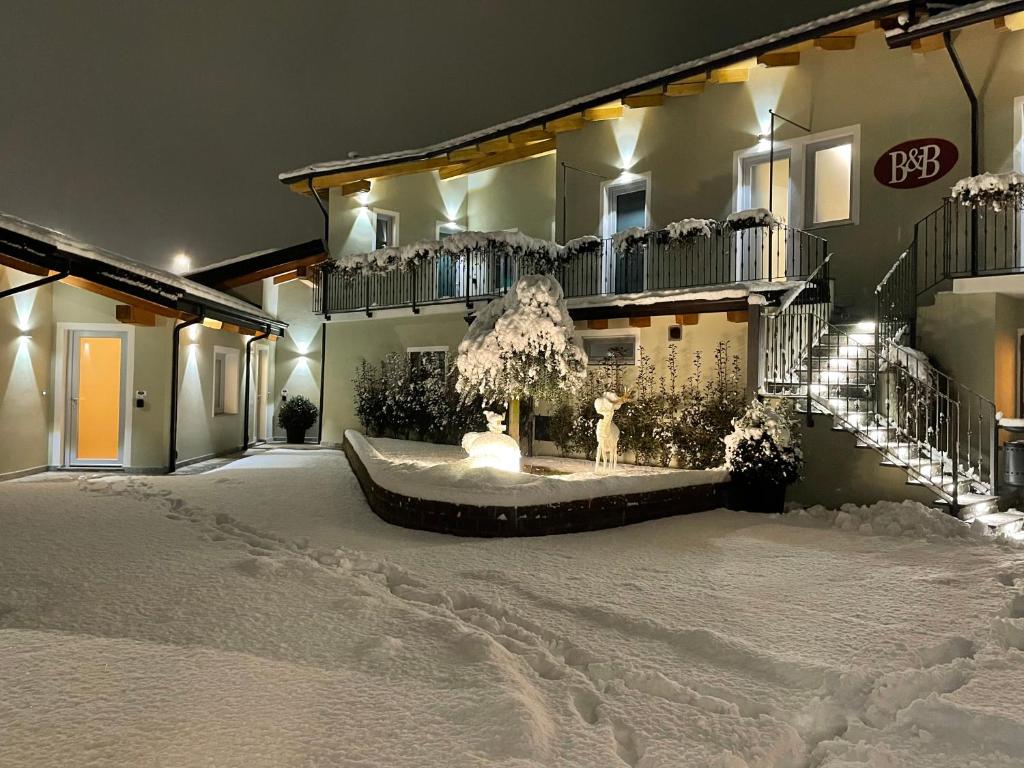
<box><xmin>762</xmin><ymin>254</ymin><xmax>1022</xmax><ymax>534</ymax></box>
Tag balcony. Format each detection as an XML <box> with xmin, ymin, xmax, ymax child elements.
<box><xmin>312</xmin><ymin>219</ymin><xmax>829</xmax><ymax>317</ymax></box>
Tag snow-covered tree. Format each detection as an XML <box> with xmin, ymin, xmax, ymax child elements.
<box><xmin>455</xmin><ymin>274</ymin><xmax>587</xmax><ymax>407</ymax></box>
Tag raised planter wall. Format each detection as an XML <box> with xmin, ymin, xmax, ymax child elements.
<box><xmin>343</xmin><ymin>435</ymin><xmax>733</xmax><ymax>537</ymax></box>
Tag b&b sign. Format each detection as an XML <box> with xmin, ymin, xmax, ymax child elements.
<box><xmin>874</xmin><ymin>138</ymin><xmax>958</xmax><ymax>189</ymax></box>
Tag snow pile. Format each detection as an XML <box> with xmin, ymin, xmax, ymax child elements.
<box><xmin>611</xmin><ymin>225</ymin><xmax>651</xmax><ymax>255</ymax></box>
<box><xmin>725</xmin><ymin>207</ymin><xmax>782</xmax><ymax>230</ymax></box>
<box><xmin>664</xmin><ymin>217</ymin><xmax>718</xmax><ymax>241</ymax></box>
<box><xmin>455</xmin><ymin>274</ymin><xmax>587</xmax><ymax>404</ymax></box>
<box><xmin>951</xmin><ymin>171</ymin><xmax>1024</xmax><ymax>212</ymax></box>
<box><xmin>350</xmin><ymin>431</ymin><xmax>728</xmax><ymax>506</ymax></box>
<box><xmin>880</xmin><ymin>338</ymin><xmax>932</xmax><ymax>383</ymax></box>
<box><xmin>785</xmin><ymin>500</ymin><xmax>990</xmax><ymax>541</ymax></box>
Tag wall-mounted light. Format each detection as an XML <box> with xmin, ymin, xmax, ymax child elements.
<box><xmin>188</xmin><ymin>324</ymin><xmax>201</xmax><ymax>343</ymax></box>
<box><xmin>18</xmin><ymin>334</ymin><xmax>31</xmax><ymax>344</ymax></box>
<box><xmin>444</xmin><ymin>221</ymin><xmax>462</xmax><ymax>231</ymax></box>
<box><xmin>202</xmin><ymin>317</ymin><xmax>223</xmax><ymax>330</ymax></box>
<box><xmin>755</xmin><ymin>134</ymin><xmax>772</xmax><ymax>151</ymax></box>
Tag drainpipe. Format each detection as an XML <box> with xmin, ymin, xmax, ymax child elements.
<box><xmin>943</xmin><ymin>30</ymin><xmax>980</xmax><ymax>274</ymax></box>
<box><xmin>316</xmin><ymin>321</ymin><xmax>327</xmax><ymax>445</ymax></box>
<box><xmin>0</xmin><ymin>268</ymin><xmax>69</xmax><ymax>300</ymax></box>
<box><xmin>168</xmin><ymin>316</ymin><xmax>202</xmax><ymax>473</ymax></box>
<box><xmin>242</xmin><ymin>330</ymin><xmax>270</xmax><ymax>451</ymax></box>
<box><xmin>307</xmin><ymin>178</ymin><xmax>329</xmax><ymax>245</ymax></box>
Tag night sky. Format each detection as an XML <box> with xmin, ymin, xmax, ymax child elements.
<box><xmin>1</xmin><ymin>0</ymin><xmax>866</xmax><ymax>270</ymax></box>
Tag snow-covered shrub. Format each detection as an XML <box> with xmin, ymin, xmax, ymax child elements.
<box><xmin>277</xmin><ymin>395</ymin><xmax>319</xmax><ymax>432</ymax></box>
<box><xmin>455</xmin><ymin>274</ymin><xmax>587</xmax><ymax>405</ymax></box>
<box><xmin>612</xmin><ymin>226</ymin><xmax>651</xmax><ymax>259</ymax></box>
<box><xmin>724</xmin><ymin>208</ymin><xmax>781</xmax><ymax>230</ymax></box>
<box><xmin>724</xmin><ymin>398</ymin><xmax>803</xmax><ymax>486</ymax></box>
<box><xmin>660</xmin><ymin>218</ymin><xmax>719</xmax><ymax>243</ymax></box>
<box><xmin>352</xmin><ymin>354</ymin><xmax>486</xmax><ymax>443</ymax></box>
<box><xmin>547</xmin><ymin>342</ymin><xmax>745</xmax><ymax>469</ymax></box>
<box><xmin>951</xmin><ymin>171</ymin><xmax>1024</xmax><ymax>212</ymax></box>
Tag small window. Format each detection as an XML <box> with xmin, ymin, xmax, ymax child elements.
<box><xmin>408</xmin><ymin>346</ymin><xmax>448</xmax><ymax>372</ymax></box>
<box><xmin>806</xmin><ymin>137</ymin><xmax>854</xmax><ymax>226</ymax></box>
<box><xmin>374</xmin><ymin>211</ymin><xmax>397</xmax><ymax>249</ymax></box>
<box><xmin>581</xmin><ymin>335</ymin><xmax>636</xmax><ymax>366</ymax></box>
<box><xmin>212</xmin><ymin>346</ymin><xmax>240</xmax><ymax>416</ymax></box>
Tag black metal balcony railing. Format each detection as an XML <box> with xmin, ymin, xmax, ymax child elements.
<box><xmin>313</xmin><ymin>223</ymin><xmax>829</xmax><ymax>316</ymax></box>
<box><xmin>917</xmin><ymin>196</ymin><xmax>1023</xmax><ymax>295</ymax></box>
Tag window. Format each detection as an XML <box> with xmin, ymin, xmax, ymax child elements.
<box><xmin>734</xmin><ymin>125</ymin><xmax>860</xmax><ymax>231</ymax></box>
<box><xmin>581</xmin><ymin>335</ymin><xmax>637</xmax><ymax>366</ymax></box>
<box><xmin>408</xmin><ymin>346</ymin><xmax>448</xmax><ymax>372</ymax></box>
<box><xmin>373</xmin><ymin>210</ymin><xmax>398</xmax><ymax>249</ymax></box>
<box><xmin>806</xmin><ymin>138</ymin><xmax>854</xmax><ymax>226</ymax></box>
<box><xmin>603</xmin><ymin>176</ymin><xmax>649</xmax><ymax>237</ymax></box>
<box><xmin>212</xmin><ymin>346</ymin><xmax>240</xmax><ymax>416</ymax></box>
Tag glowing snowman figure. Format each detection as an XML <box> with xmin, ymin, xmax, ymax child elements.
<box><xmin>462</xmin><ymin>410</ymin><xmax>521</xmax><ymax>473</ymax></box>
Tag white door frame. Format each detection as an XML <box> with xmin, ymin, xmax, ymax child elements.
<box><xmin>600</xmin><ymin>171</ymin><xmax>651</xmax><ymax>294</ymax></box>
<box><xmin>52</xmin><ymin>323</ymin><xmax>136</xmax><ymax>468</ymax></box>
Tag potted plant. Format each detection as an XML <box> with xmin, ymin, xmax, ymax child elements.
<box><xmin>278</xmin><ymin>394</ymin><xmax>319</xmax><ymax>445</ymax></box>
<box><xmin>724</xmin><ymin>398</ymin><xmax>803</xmax><ymax>514</ymax></box>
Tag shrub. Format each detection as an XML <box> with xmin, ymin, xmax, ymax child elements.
<box><xmin>277</xmin><ymin>394</ymin><xmax>319</xmax><ymax>432</ymax></box>
<box><xmin>724</xmin><ymin>398</ymin><xmax>803</xmax><ymax>486</ymax></box>
<box><xmin>352</xmin><ymin>353</ymin><xmax>486</xmax><ymax>444</ymax></box>
<box><xmin>547</xmin><ymin>341</ymin><xmax>745</xmax><ymax>469</ymax></box>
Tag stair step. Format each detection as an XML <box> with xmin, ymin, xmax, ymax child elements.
<box><xmin>971</xmin><ymin>510</ymin><xmax>1024</xmax><ymax>535</ymax></box>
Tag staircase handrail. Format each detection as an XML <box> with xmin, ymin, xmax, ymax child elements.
<box><xmin>766</xmin><ymin>253</ymin><xmax>833</xmax><ymax>318</ymax></box>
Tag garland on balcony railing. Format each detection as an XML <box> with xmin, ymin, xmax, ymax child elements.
<box><xmin>328</xmin><ymin>230</ymin><xmax>603</xmax><ymax>279</ymax></box>
<box><xmin>951</xmin><ymin>171</ymin><xmax>1024</xmax><ymax>212</ymax></box>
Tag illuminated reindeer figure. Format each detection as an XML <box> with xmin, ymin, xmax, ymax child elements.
<box><xmin>594</xmin><ymin>390</ymin><xmax>631</xmax><ymax>472</ymax></box>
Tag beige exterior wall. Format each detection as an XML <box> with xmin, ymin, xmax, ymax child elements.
<box><xmin>0</xmin><ymin>267</ymin><xmax>54</xmax><ymax>478</ymax></box>
<box><xmin>555</xmin><ymin>25</ymin><xmax>1024</xmax><ymax>312</ymax></box>
<box><xmin>269</xmin><ymin>280</ymin><xmax>322</xmax><ymax>441</ymax></box>
<box><xmin>468</xmin><ymin>154</ymin><xmax>556</xmax><ymax>239</ymax></box>
<box><xmin>319</xmin><ymin>311</ymin><xmax>470</xmax><ymax>444</ymax></box>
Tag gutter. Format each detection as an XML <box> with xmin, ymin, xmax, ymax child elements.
<box><xmin>168</xmin><ymin>317</ymin><xmax>203</xmax><ymax>474</ymax></box>
<box><xmin>886</xmin><ymin>0</ymin><xmax>1024</xmax><ymax>47</ymax></box>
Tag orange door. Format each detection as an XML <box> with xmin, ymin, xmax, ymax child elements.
<box><xmin>69</xmin><ymin>332</ymin><xmax>126</xmax><ymax>465</ymax></box>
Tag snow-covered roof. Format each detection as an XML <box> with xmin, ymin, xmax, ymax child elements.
<box><xmin>280</xmin><ymin>0</ymin><xmax>904</xmax><ymax>185</ymax></box>
<box><xmin>0</xmin><ymin>212</ymin><xmax>285</xmax><ymax>331</ymax></box>
<box><xmin>885</xmin><ymin>0</ymin><xmax>1021</xmax><ymax>45</ymax></box>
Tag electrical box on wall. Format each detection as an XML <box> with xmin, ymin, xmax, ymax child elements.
<box><xmin>135</xmin><ymin>390</ymin><xmax>147</xmax><ymax>408</ymax></box>
<box><xmin>668</xmin><ymin>325</ymin><xmax>683</xmax><ymax>342</ymax></box>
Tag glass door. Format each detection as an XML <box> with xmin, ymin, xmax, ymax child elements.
<box><xmin>742</xmin><ymin>151</ymin><xmax>790</xmax><ymax>281</ymax></box>
<box><xmin>66</xmin><ymin>330</ymin><xmax>128</xmax><ymax>466</ymax></box>
<box><xmin>605</xmin><ymin>180</ymin><xmax>648</xmax><ymax>294</ymax></box>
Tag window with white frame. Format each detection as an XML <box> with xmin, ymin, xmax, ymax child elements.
<box><xmin>373</xmin><ymin>210</ymin><xmax>398</xmax><ymax>249</ymax></box>
<box><xmin>408</xmin><ymin>346</ymin><xmax>448</xmax><ymax>372</ymax></box>
<box><xmin>806</xmin><ymin>137</ymin><xmax>854</xmax><ymax>226</ymax></box>
<box><xmin>581</xmin><ymin>334</ymin><xmax>637</xmax><ymax>366</ymax></box>
<box><xmin>735</xmin><ymin>126</ymin><xmax>859</xmax><ymax>230</ymax></box>
<box><xmin>212</xmin><ymin>346</ymin><xmax>240</xmax><ymax>416</ymax></box>
<box><xmin>602</xmin><ymin>176</ymin><xmax>649</xmax><ymax>237</ymax></box>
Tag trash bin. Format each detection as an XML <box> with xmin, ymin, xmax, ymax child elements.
<box><xmin>1005</xmin><ymin>440</ymin><xmax>1024</xmax><ymax>486</ymax></box>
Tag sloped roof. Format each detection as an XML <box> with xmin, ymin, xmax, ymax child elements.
<box><xmin>279</xmin><ymin>0</ymin><xmax>906</xmax><ymax>186</ymax></box>
<box><xmin>0</xmin><ymin>212</ymin><xmax>287</xmax><ymax>335</ymax></box>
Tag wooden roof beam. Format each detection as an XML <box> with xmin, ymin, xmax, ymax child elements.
<box><xmin>0</xmin><ymin>252</ymin><xmax>52</xmax><ymax>277</ymax></box>
<box><xmin>623</xmin><ymin>89</ymin><xmax>665</xmax><ymax>108</ymax></box>
<box><xmin>479</xmin><ymin>136</ymin><xmax>514</xmax><ymax>154</ymax></box>
<box><xmin>290</xmin><ymin>156</ymin><xmax>453</xmax><ymax>193</ymax></box>
<box><xmin>219</xmin><ymin>252</ymin><xmax>328</xmax><ymax>289</ymax></box>
<box><xmin>758</xmin><ymin>51</ymin><xmax>800</xmax><ymax>67</ymax></box>
<box><xmin>814</xmin><ymin>35</ymin><xmax>856</xmax><ymax>51</ymax></box>
<box><xmin>448</xmin><ymin>146</ymin><xmax>486</xmax><ymax>162</ymax></box>
<box><xmin>439</xmin><ymin>138</ymin><xmax>557</xmax><ymax>181</ymax></box>
<box><xmin>911</xmin><ymin>33</ymin><xmax>945</xmax><ymax>53</ymax></box>
<box><xmin>996</xmin><ymin>11</ymin><xmax>1024</xmax><ymax>30</ymax></box>
<box><xmin>508</xmin><ymin>128</ymin><xmax>553</xmax><ymax>145</ymax></box>
<box><xmin>340</xmin><ymin>179</ymin><xmax>371</xmax><ymax>197</ymax></box>
<box><xmin>583</xmin><ymin>101</ymin><xmax>624</xmax><ymax>121</ymax></box>
<box><xmin>544</xmin><ymin>113</ymin><xmax>585</xmax><ymax>133</ymax></box>
<box><xmin>665</xmin><ymin>81</ymin><xmax>705</xmax><ymax>96</ymax></box>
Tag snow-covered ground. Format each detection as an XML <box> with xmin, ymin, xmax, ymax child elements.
<box><xmin>2</xmin><ymin>448</ymin><xmax>1023</xmax><ymax>767</ymax></box>
<box><xmin>350</xmin><ymin>433</ymin><xmax>728</xmax><ymax>506</ymax></box>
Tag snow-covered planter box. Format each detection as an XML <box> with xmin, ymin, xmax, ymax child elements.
<box><xmin>343</xmin><ymin>431</ymin><xmax>732</xmax><ymax>536</ymax></box>
<box><xmin>658</xmin><ymin>218</ymin><xmax>719</xmax><ymax>244</ymax></box>
<box><xmin>951</xmin><ymin>171</ymin><xmax>1024</xmax><ymax>212</ymax></box>
<box><xmin>724</xmin><ymin>208</ymin><xmax>782</xmax><ymax>231</ymax></box>
<box><xmin>612</xmin><ymin>226</ymin><xmax>652</xmax><ymax>259</ymax></box>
